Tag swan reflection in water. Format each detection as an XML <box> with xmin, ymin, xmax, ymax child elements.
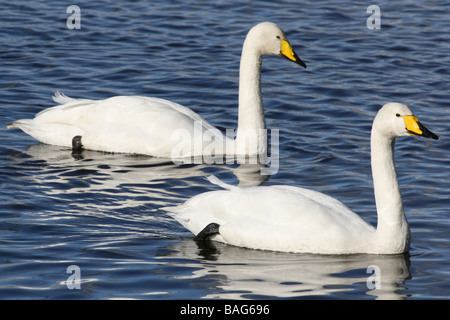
<box><xmin>11</xmin><ymin>143</ymin><xmax>269</xmax><ymax>210</ymax></box>
<box><xmin>162</xmin><ymin>239</ymin><xmax>411</xmax><ymax>300</ymax></box>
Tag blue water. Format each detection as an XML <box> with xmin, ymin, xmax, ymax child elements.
<box><xmin>0</xmin><ymin>0</ymin><xmax>449</xmax><ymax>300</ymax></box>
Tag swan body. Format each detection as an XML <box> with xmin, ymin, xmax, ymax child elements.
<box><xmin>162</xmin><ymin>103</ymin><xmax>438</xmax><ymax>254</ymax></box>
<box><xmin>7</xmin><ymin>22</ymin><xmax>306</xmax><ymax>158</ymax></box>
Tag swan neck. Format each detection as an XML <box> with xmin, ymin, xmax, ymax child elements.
<box><xmin>237</xmin><ymin>39</ymin><xmax>265</xmax><ymax>132</ymax></box>
<box><xmin>235</xmin><ymin>37</ymin><xmax>266</xmax><ymax>155</ymax></box>
<box><xmin>371</xmin><ymin>129</ymin><xmax>410</xmax><ymax>251</ymax></box>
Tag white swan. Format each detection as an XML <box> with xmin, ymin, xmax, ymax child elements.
<box><xmin>7</xmin><ymin>22</ymin><xmax>306</xmax><ymax>158</ymax></box>
<box><xmin>161</xmin><ymin>103</ymin><xmax>439</xmax><ymax>254</ymax></box>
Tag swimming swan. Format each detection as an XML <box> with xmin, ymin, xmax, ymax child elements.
<box><xmin>7</xmin><ymin>22</ymin><xmax>306</xmax><ymax>158</ymax></box>
<box><xmin>161</xmin><ymin>103</ymin><xmax>439</xmax><ymax>254</ymax></box>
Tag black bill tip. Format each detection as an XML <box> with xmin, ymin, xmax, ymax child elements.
<box><xmin>418</xmin><ymin>121</ymin><xmax>439</xmax><ymax>140</ymax></box>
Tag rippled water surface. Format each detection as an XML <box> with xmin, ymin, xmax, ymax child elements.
<box><xmin>0</xmin><ymin>0</ymin><xmax>449</xmax><ymax>300</ymax></box>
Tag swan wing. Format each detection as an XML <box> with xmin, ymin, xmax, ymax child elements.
<box><xmin>162</xmin><ymin>181</ymin><xmax>375</xmax><ymax>253</ymax></box>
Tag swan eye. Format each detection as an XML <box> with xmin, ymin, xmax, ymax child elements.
<box><xmin>276</xmin><ymin>35</ymin><xmax>280</xmax><ymax>39</ymax></box>
<box><xmin>396</xmin><ymin>113</ymin><xmax>400</xmax><ymax>117</ymax></box>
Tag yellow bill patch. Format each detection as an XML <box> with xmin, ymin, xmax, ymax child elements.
<box><xmin>280</xmin><ymin>39</ymin><xmax>297</xmax><ymax>62</ymax></box>
<box><xmin>402</xmin><ymin>115</ymin><xmax>422</xmax><ymax>136</ymax></box>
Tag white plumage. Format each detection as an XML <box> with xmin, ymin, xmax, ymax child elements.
<box><xmin>7</xmin><ymin>22</ymin><xmax>306</xmax><ymax>158</ymax></box>
<box><xmin>162</xmin><ymin>103</ymin><xmax>438</xmax><ymax>254</ymax></box>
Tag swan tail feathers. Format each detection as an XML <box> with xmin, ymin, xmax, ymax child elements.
<box><xmin>206</xmin><ymin>175</ymin><xmax>237</xmax><ymax>190</ymax></box>
<box><xmin>6</xmin><ymin>119</ymin><xmax>32</xmax><ymax>130</ymax></box>
<box><xmin>52</xmin><ymin>91</ymin><xmax>76</xmax><ymax>104</ymax></box>
<box><xmin>159</xmin><ymin>206</ymin><xmax>190</xmax><ymax>224</ymax></box>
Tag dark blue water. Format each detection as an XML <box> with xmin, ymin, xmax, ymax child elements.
<box><xmin>0</xmin><ymin>0</ymin><xmax>448</xmax><ymax>300</ymax></box>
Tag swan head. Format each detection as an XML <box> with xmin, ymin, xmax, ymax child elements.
<box><xmin>374</xmin><ymin>102</ymin><xmax>438</xmax><ymax>140</ymax></box>
<box><xmin>245</xmin><ymin>22</ymin><xmax>306</xmax><ymax>68</ymax></box>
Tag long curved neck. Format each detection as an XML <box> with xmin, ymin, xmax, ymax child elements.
<box><xmin>371</xmin><ymin>129</ymin><xmax>410</xmax><ymax>251</ymax></box>
<box><xmin>235</xmin><ymin>38</ymin><xmax>266</xmax><ymax>155</ymax></box>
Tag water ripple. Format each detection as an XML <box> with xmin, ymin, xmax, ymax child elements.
<box><xmin>0</xmin><ymin>0</ymin><xmax>448</xmax><ymax>300</ymax></box>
